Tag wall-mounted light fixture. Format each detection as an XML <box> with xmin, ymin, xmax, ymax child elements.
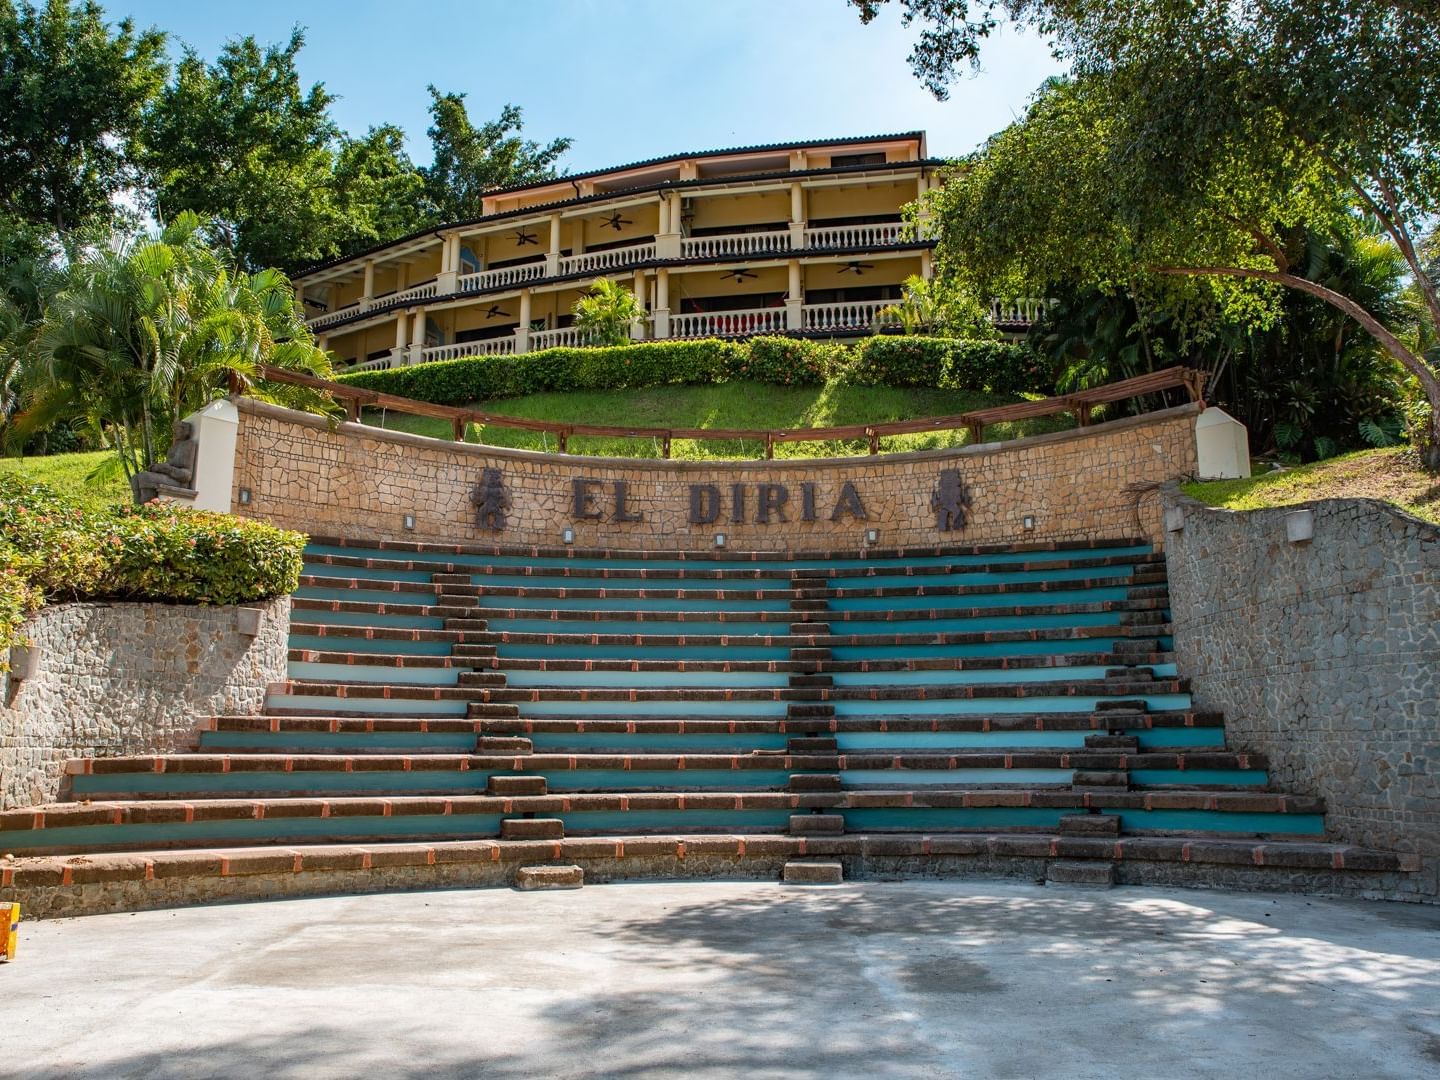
<box><xmin>237</xmin><ymin>488</ymin><xmax>252</xmax><ymax>506</ymax></box>
<box><xmin>714</xmin><ymin>533</ymin><xmax>727</xmax><ymax>549</ymax></box>
<box><xmin>562</xmin><ymin>528</ymin><xmax>575</xmax><ymax>545</ymax></box>
<box><xmin>1022</xmin><ymin>515</ymin><xmax>1036</xmax><ymax>531</ymax></box>
<box><xmin>1285</xmin><ymin>509</ymin><xmax>1314</xmax><ymax>544</ymax></box>
<box><xmin>403</xmin><ymin>513</ymin><xmax>416</xmax><ymax>531</ymax></box>
<box><xmin>865</xmin><ymin>529</ymin><xmax>879</xmax><ymax>545</ymax></box>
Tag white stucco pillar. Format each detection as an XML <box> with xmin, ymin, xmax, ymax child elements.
<box><xmin>362</xmin><ymin>260</ymin><xmax>375</xmax><ymax>300</ymax></box>
<box><xmin>789</xmin><ymin>182</ymin><xmax>807</xmax><ymax>248</ymax></box>
<box><xmin>786</xmin><ymin>260</ymin><xmax>803</xmax><ymax>330</ymax></box>
<box><xmin>546</xmin><ymin>214</ymin><xmax>563</xmax><ymax>276</ymax></box>
<box><xmin>515</xmin><ymin>289</ymin><xmax>533</xmax><ymax>354</ymax></box>
<box><xmin>182</xmin><ymin>399</ymin><xmax>240</xmax><ymax>513</ymax></box>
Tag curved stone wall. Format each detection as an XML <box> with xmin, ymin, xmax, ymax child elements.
<box><xmin>1164</xmin><ymin>492</ymin><xmax>1440</xmax><ymax>900</ymax></box>
<box><xmin>230</xmin><ymin>398</ymin><xmax>1202</xmax><ymax>551</ymax></box>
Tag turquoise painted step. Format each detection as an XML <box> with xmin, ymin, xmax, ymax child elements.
<box><xmin>831</xmin><ymin>639</ymin><xmax>1138</xmax><ymax>661</ymax></box>
<box><xmin>199</xmin><ymin>731</ymin><xmax>479</xmax><ymax>752</ymax></box>
<box><xmin>831</xmin><ymin>664</ymin><xmax>1179</xmax><ymax>687</ymax></box>
<box><xmin>504</xmin><ymin>670</ymin><xmax>789</xmax><ymax>690</ymax></box>
<box><xmin>295</xmin><ymin>586</ymin><xmax>438</xmax><ymax>605</ymax></box>
<box><xmin>827</xmin><ymin>565</ymin><xmax>1143</xmax><ymax>589</ymax></box>
<box><xmin>831</xmin><ymin>694</ymin><xmax>1193</xmax><ymax>717</ymax></box>
<box><xmin>539</xmin><ymin>769</ymin><xmax>793</xmax><ymax>790</ymax></box>
<box><xmin>840</xmin><ymin>807</ymin><xmax>1321</xmax><ymax>834</ymax></box>
<box><xmin>518</xmin><ymin>700</ymin><xmax>789</xmax><ymax>718</ymax></box>
<box><xmin>489</xmin><ymin>619</ymin><xmax>782</xmax><ymax>636</ymax></box>
<box><xmin>287</xmin><ymin>661</ymin><xmax>464</xmax><ymax>687</ymax></box>
<box><xmin>477</xmin><ymin>595</ymin><xmax>794</xmax><ymax>612</ymax></box>
<box><xmin>289</xmin><ymin>634</ymin><xmax>454</xmax><ymax>657</ymax></box>
<box><xmin>69</xmin><ymin>770</ymin><xmax>497</xmax><ymax>796</ymax></box>
<box><xmin>829</xmin><ymin>587</ymin><xmax>1133</xmax><ymax>612</ymax></box>
<box><xmin>264</xmin><ymin>694</ymin><xmax>468</xmax><ymax>717</ymax></box>
<box><xmin>304</xmin><ymin>543</ymin><xmax>1153</xmax><ymax>573</ymax></box>
<box><xmin>832</xmin><ymin>613</ymin><xmax>1128</xmax><ymax>634</ymax></box>
<box><xmin>833</xmin><ymin>728</ymin><xmax>1221</xmax><ymax>750</ymax></box>
<box><xmin>293</xmin><ymin>609</ymin><xmax>445</xmax><ymax>630</ymax></box>
<box><xmin>1132</xmin><ymin>769</ymin><xmax>1267</xmax><ymax>786</ymax></box>
<box><xmin>302</xmin><ymin>563</ymin><xmax>433</xmax><ymax>583</ymax></box>
<box><xmin>495</xmin><ymin>643</ymin><xmax>790</xmax><ymax>661</ymax></box>
<box><xmin>468</xmin><ymin>574</ymin><xmax>794</xmax><ymax>592</ymax></box>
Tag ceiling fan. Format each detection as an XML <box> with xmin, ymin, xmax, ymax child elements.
<box><xmin>484</xmin><ymin>305</ymin><xmax>512</xmax><ymax>319</ymax></box>
<box><xmin>838</xmin><ymin>261</ymin><xmax>874</xmax><ymax>276</ymax></box>
<box><xmin>513</xmin><ymin>228</ymin><xmax>539</xmax><ymax>246</ymax></box>
<box><xmin>600</xmin><ymin>212</ymin><xmax>632</xmax><ymax>231</ymax></box>
<box><xmin>722</xmin><ymin>269</ymin><xmax>758</xmax><ymax>283</ymax></box>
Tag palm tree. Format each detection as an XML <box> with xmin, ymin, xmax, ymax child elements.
<box><xmin>21</xmin><ymin>212</ymin><xmax>334</xmax><ymax>496</ymax></box>
<box><xmin>571</xmin><ymin>279</ymin><xmax>644</xmax><ymax>346</ymax></box>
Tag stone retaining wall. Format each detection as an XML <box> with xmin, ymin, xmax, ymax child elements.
<box><xmin>230</xmin><ymin>398</ymin><xmax>1203</xmax><ymax>552</ymax></box>
<box><xmin>1</xmin><ymin>599</ymin><xmax>290</xmax><ymax>810</ymax></box>
<box><xmin>1164</xmin><ymin>491</ymin><xmax>1440</xmax><ymax>899</ymax></box>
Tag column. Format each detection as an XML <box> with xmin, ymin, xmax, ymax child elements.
<box><xmin>572</xmin><ymin>218</ymin><xmax>586</xmax><ymax>257</ymax></box>
<box><xmin>390</xmin><ymin>310</ymin><xmax>408</xmax><ymax>367</ymax></box>
<box><xmin>437</xmin><ymin>238</ymin><xmax>458</xmax><ymax>295</ymax></box>
<box><xmin>632</xmin><ymin>270</ymin><xmax>648</xmax><ymax>340</ymax></box>
<box><xmin>546</xmin><ymin>214</ymin><xmax>562</xmax><ymax>276</ymax></box>
<box><xmin>788</xmin><ymin>182</ymin><xmax>807</xmax><ymax>249</ymax></box>
<box><xmin>294</xmin><ymin>283</ymin><xmax>307</xmax><ymax>320</ymax></box>
<box><xmin>407</xmin><ymin>306</ymin><xmax>427</xmax><ymax>365</ymax></box>
<box><xmin>515</xmin><ymin>289</ymin><xmax>532</xmax><ymax>354</ymax></box>
<box><xmin>655</xmin><ymin>192</ymin><xmax>682</xmax><ymax>259</ymax></box>
<box><xmin>361</xmin><ymin>261</ymin><xmax>376</xmax><ymax>309</ymax></box>
<box><xmin>653</xmin><ymin>268</ymin><xmax>670</xmax><ymax>339</ymax></box>
<box><xmin>785</xmin><ymin>259</ymin><xmax>803</xmax><ymax>331</ymax></box>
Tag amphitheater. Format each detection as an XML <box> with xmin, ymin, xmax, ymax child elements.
<box><xmin>3</xmin><ymin>366</ymin><xmax>1435</xmax><ymax>921</ymax></box>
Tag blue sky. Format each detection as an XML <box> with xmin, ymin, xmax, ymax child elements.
<box><xmin>111</xmin><ymin>1</ymin><xmax>1061</xmax><ymax>171</ymax></box>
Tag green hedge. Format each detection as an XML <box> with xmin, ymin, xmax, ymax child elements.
<box><xmin>0</xmin><ymin>475</ymin><xmax>306</xmax><ymax>665</ymax></box>
<box><xmin>339</xmin><ymin>336</ymin><xmax>1052</xmax><ymax>404</ymax></box>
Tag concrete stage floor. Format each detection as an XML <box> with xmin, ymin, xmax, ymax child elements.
<box><xmin>5</xmin><ymin>881</ymin><xmax>1439</xmax><ymax>1079</ymax></box>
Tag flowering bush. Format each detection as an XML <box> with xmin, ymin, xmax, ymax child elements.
<box><xmin>0</xmin><ymin>475</ymin><xmax>305</xmax><ymax>665</ymax></box>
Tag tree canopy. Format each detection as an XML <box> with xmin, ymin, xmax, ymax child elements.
<box><xmin>858</xmin><ymin>0</ymin><xmax>1440</xmax><ymax>462</ymax></box>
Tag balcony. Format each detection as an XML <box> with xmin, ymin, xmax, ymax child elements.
<box><xmin>421</xmin><ymin>338</ymin><xmax>517</xmax><ymax>363</ymax></box>
<box><xmin>802</xmin><ymin>300</ymin><xmax>898</xmax><ymax>333</ymax></box>
<box><xmin>458</xmin><ymin>263</ymin><xmax>545</xmax><ymax>293</ymax></box>
<box><xmin>680</xmin><ymin>231</ymin><xmax>791</xmax><ymax>259</ymax></box>
<box><xmin>668</xmin><ymin>307</ymin><xmax>788</xmax><ymax>339</ymax></box>
<box><xmin>803</xmin><ymin>222</ymin><xmax>904</xmax><ymax>248</ymax></box>
<box><xmin>558</xmin><ymin>243</ymin><xmax>657</xmax><ymax>275</ymax></box>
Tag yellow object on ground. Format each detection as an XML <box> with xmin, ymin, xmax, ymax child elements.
<box><xmin>1</xmin><ymin>902</ymin><xmax>17</xmax><ymax>961</ymax></box>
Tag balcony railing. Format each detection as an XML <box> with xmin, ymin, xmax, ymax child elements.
<box><xmin>558</xmin><ymin>243</ymin><xmax>657</xmax><ymax>276</ymax></box>
<box><xmin>680</xmin><ymin>230</ymin><xmax>791</xmax><ymax>259</ymax></box>
<box><xmin>801</xmin><ymin>300</ymin><xmax>898</xmax><ymax>333</ymax></box>
<box><xmin>422</xmin><ymin>338</ymin><xmax>517</xmax><ymax>363</ymax></box>
<box><xmin>670</xmin><ymin>308</ymin><xmax>789</xmax><ymax>338</ymax></box>
<box><xmin>804</xmin><ymin>222</ymin><xmax>905</xmax><ymax>249</ymax></box>
<box><xmin>459</xmin><ymin>263</ymin><xmax>546</xmax><ymax>292</ymax></box>
<box><xmin>529</xmin><ymin>326</ymin><xmax>593</xmax><ymax>350</ymax></box>
<box><xmin>992</xmin><ymin>298</ymin><xmax>1046</xmax><ymax>325</ymax></box>
<box><xmin>307</xmin><ymin>302</ymin><xmax>363</xmax><ymax>330</ymax></box>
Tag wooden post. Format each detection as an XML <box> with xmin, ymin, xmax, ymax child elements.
<box><xmin>344</xmin><ymin>399</ymin><xmax>360</xmax><ymax>423</ymax></box>
<box><xmin>966</xmin><ymin>421</ymin><xmax>983</xmax><ymax>444</ymax></box>
<box><xmin>1076</xmin><ymin>404</ymin><xmax>1092</xmax><ymax>427</ymax></box>
<box><xmin>765</xmin><ymin>433</ymin><xmax>775</xmax><ymax>460</ymax></box>
<box><xmin>558</xmin><ymin>430</ymin><xmax>569</xmax><ymax>454</ymax></box>
<box><xmin>452</xmin><ymin>416</ymin><xmax>466</xmax><ymax>441</ymax></box>
<box><xmin>662</xmin><ymin>434</ymin><xmax>672</xmax><ymax>459</ymax></box>
<box><xmin>867</xmin><ymin>428</ymin><xmax>879</xmax><ymax>455</ymax></box>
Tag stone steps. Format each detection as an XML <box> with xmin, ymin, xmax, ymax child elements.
<box><xmin>4</xmin><ymin>832</ymin><xmax>1418</xmax><ymax>918</ymax></box>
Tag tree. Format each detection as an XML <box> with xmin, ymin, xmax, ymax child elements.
<box><xmin>140</xmin><ymin>30</ymin><xmax>344</xmax><ymax>272</ymax></box>
<box><xmin>0</xmin><ymin>0</ymin><xmax>167</xmax><ymax>232</ymax></box>
<box><xmin>21</xmin><ymin>213</ymin><xmax>333</xmax><ymax>496</ymax></box>
<box><xmin>331</xmin><ymin>125</ymin><xmax>431</xmax><ymax>257</ymax></box>
<box><xmin>878</xmin><ymin>274</ymin><xmax>998</xmax><ymax>338</ymax></box>
<box><xmin>422</xmin><ymin>88</ymin><xmax>572</xmax><ymax>222</ymax></box>
<box><xmin>572</xmin><ymin>279</ymin><xmax>643</xmax><ymax>346</ymax></box>
<box><xmin>854</xmin><ymin>0</ymin><xmax>1440</xmax><ymax>467</ymax></box>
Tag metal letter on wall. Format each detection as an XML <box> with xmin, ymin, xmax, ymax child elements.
<box><xmin>931</xmin><ymin>469</ymin><xmax>972</xmax><ymax>531</ymax></box>
<box><xmin>471</xmin><ymin>467</ymin><xmax>511</xmax><ymax>532</ymax></box>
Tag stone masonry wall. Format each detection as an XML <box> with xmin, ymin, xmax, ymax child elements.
<box><xmin>230</xmin><ymin>398</ymin><xmax>1202</xmax><ymax>552</ymax></box>
<box><xmin>0</xmin><ymin>599</ymin><xmax>289</xmax><ymax>810</ymax></box>
<box><xmin>1164</xmin><ymin>491</ymin><xmax>1440</xmax><ymax>900</ymax></box>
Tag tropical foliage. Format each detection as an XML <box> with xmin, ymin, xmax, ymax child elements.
<box><xmin>856</xmin><ymin>0</ymin><xmax>1440</xmax><ymax>466</ymax></box>
<box><xmin>12</xmin><ymin>213</ymin><xmax>334</xmax><ymax>495</ymax></box>
<box><xmin>571</xmin><ymin>280</ymin><xmax>645</xmax><ymax>347</ymax></box>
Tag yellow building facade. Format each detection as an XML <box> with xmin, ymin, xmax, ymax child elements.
<box><xmin>293</xmin><ymin>132</ymin><xmax>1035</xmax><ymax>371</ymax></box>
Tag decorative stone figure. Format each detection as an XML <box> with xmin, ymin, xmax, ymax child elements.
<box><xmin>471</xmin><ymin>468</ymin><xmax>511</xmax><ymax>531</ymax></box>
<box><xmin>931</xmin><ymin>468</ymin><xmax>972</xmax><ymax>531</ymax></box>
<box><xmin>131</xmin><ymin>422</ymin><xmax>199</xmax><ymax>504</ymax></box>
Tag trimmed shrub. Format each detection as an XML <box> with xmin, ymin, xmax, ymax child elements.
<box><xmin>0</xmin><ymin>475</ymin><xmax>306</xmax><ymax>663</ymax></box>
<box><xmin>339</xmin><ymin>336</ymin><xmax>1053</xmax><ymax>403</ymax></box>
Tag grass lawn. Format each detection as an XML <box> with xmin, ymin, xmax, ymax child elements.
<box><xmin>363</xmin><ymin>381</ymin><xmax>1071</xmax><ymax>459</ymax></box>
<box><xmin>0</xmin><ymin>450</ymin><xmax>131</xmax><ymax>509</ymax></box>
<box><xmin>1183</xmin><ymin>447</ymin><xmax>1440</xmax><ymax>525</ymax></box>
